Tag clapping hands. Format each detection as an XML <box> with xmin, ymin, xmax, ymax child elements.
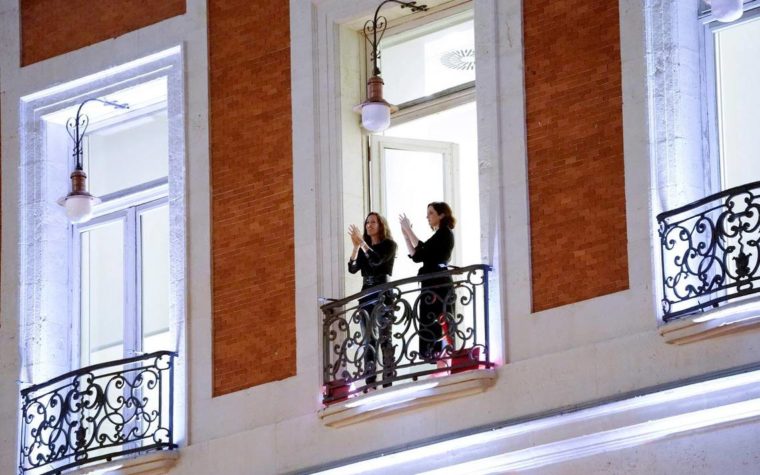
<box><xmin>348</xmin><ymin>224</ymin><xmax>363</xmax><ymax>247</ymax></box>
<box><xmin>399</xmin><ymin>213</ymin><xmax>412</xmax><ymax>235</ymax></box>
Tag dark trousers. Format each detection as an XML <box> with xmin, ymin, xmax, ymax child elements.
<box><xmin>418</xmin><ymin>277</ymin><xmax>454</xmax><ymax>360</ymax></box>
<box><xmin>359</xmin><ymin>290</ymin><xmax>395</xmax><ymax>387</ymax></box>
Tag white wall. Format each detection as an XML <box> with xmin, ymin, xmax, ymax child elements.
<box><xmin>523</xmin><ymin>422</ymin><xmax>760</xmax><ymax>475</ymax></box>
<box><xmin>2</xmin><ymin>0</ymin><xmax>760</xmax><ymax>474</ymax></box>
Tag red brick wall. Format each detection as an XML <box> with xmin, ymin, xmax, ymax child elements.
<box><xmin>523</xmin><ymin>1</ymin><xmax>629</xmax><ymax>312</ymax></box>
<box><xmin>208</xmin><ymin>0</ymin><xmax>295</xmax><ymax>396</ymax></box>
<box><xmin>20</xmin><ymin>0</ymin><xmax>186</xmax><ymax>66</ymax></box>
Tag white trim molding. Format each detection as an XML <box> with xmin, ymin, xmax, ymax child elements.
<box><xmin>17</xmin><ymin>46</ymin><xmax>188</xmax><ymax>457</ymax></box>
<box><xmin>661</xmin><ymin>297</ymin><xmax>760</xmax><ymax>344</ymax></box>
<box><xmin>311</xmin><ymin>367</ymin><xmax>760</xmax><ymax>474</ymax></box>
<box><xmin>319</xmin><ymin>369</ymin><xmax>496</xmax><ymax>428</ymax></box>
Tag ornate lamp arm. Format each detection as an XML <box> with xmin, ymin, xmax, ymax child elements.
<box><xmin>364</xmin><ymin>0</ymin><xmax>427</xmax><ymax>77</ymax></box>
<box><xmin>58</xmin><ymin>98</ymin><xmax>129</xmax><ymax>224</ymax></box>
<box><xmin>66</xmin><ymin>98</ymin><xmax>129</xmax><ymax>171</ymax></box>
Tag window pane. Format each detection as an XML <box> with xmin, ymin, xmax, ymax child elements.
<box><xmin>715</xmin><ymin>17</ymin><xmax>760</xmax><ymax>188</ymax></box>
<box><xmin>140</xmin><ymin>204</ymin><xmax>170</xmax><ymax>354</ymax></box>
<box><xmin>385</xmin><ymin>102</ymin><xmax>481</xmax><ymax>271</ymax></box>
<box><xmin>80</xmin><ymin>220</ymin><xmax>125</xmax><ymax>366</ymax></box>
<box><xmin>86</xmin><ymin>109</ymin><xmax>169</xmax><ymax>197</ymax></box>
<box><xmin>383</xmin><ymin>148</ymin><xmax>445</xmax><ymax>280</ymax></box>
<box><xmin>381</xmin><ymin>13</ymin><xmax>475</xmax><ymax>105</ymax></box>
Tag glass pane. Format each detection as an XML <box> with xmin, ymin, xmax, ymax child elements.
<box><xmin>140</xmin><ymin>204</ymin><xmax>171</xmax><ymax>354</ymax></box>
<box><xmin>383</xmin><ymin>149</ymin><xmax>445</xmax><ymax>280</ymax></box>
<box><xmin>86</xmin><ymin>109</ymin><xmax>169</xmax><ymax>197</ymax></box>
<box><xmin>385</xmin><ymin>102</ymin><xmax>481</xmax><ymax>269</ymax></box>
<box><xmin>381</xmin><ymin>13</ymin><xmax>475</xmax><ymax>105</ymax></box>
<box><xmin>80</xmin><ymin>219</ymin><xmax>125</xmax><ymax>366</ymax></box>
<box><xmin>716</xmin><ymin>17</ymin><xmax>760</xmax><ymax>188</ymax></box>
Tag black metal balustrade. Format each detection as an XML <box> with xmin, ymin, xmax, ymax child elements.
<box><xmin>658</xmin><ymin>181</ymin><xmax>760</xmax><ymax>321</ymax></box>
<box><xmin>320</xmin><ymin>264</ymin><xmax>493</xmax><ymax>404</ymax></box>
<box><xmin>19</xmin><ymin>351</ymin><xmax>177</xmax><ymax>475</ymax></box>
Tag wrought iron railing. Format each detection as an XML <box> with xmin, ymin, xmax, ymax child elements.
<box><xmin>320</xmin><ymin>264</ymin><xmax>493</xmax><ymax>404</ymax></box>
<box><xmin>657</xmin><ymin>181</ymin><xmax>760</xmax><ymax>321</ymax></box>
<box><xmin>19</xmin><ymin>351</ymin><xmax>177</xmax><ymax>475</ymax></box>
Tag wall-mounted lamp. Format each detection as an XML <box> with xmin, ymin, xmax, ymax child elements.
<box><xmin>57</xmin><ymin>99</ymin><xmax>129</xmax><ymax>223</ymax></box>
<box><xmin>353</xmin><ymin>0</ymin><xmax>428</xmax><ymax>133</ymax></box>
<box><xmin>708</xmin><ymin>0</ymin><xmax>744</xmax><ymax>22</ymax></box>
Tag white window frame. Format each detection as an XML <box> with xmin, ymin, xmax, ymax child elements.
<box><xmin>378</xmin><ymin>5</ymin><xmax>476</xmax><ymax>125</ymax></box>
<box><xmin>650</xmin><ymin>1</ymin><xmax>760</xmax><ymax>336</ymax></box>
<box><xmin>18</xmin><ymin>47</ymin><xmax>187</xmax><ymax>444</ymax></box>
<box><xmin>368</xmin><ymin>135</ymin><xmax>461</xmax><ymax>265</ymax></box>
<box><xmin>365</xmin><ymin>3</ymin><xmax>477</xmax><ymax>275</ymax></box>
<box><xmin>73</xmin><ymin>104</ymin><xmax>171</xmax><ymax>368</ymax></box>
<box><xmin>311</xmin><ymin>0</ymin><xmax>507</xmax><ymax>368</ymax></box>
<box><xmin>73</xmin><ymin>195</ymin><xmax>169</xmax><ymax>368</ymax></box>
<box><xmin>700</xmin><ymin>1</ymin><xmax>760</xmax><ymax>190</ymax></box>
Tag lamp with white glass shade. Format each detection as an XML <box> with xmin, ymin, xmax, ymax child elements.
<box><xmin>353</xmin><ymin>76</ymin><xmax>398</xmax><ymax>133</ymax></box>
<box><xmin>57</xmin><ymin>169</ymin><xmax>101</xmax><ymax>223</ymax></box>
<box><xmin>709</xmin><ymin>0</ymin><xmax>744</xmax><ymax>22</ymax></box>
<box><xmin>58</xmin><ymin>98</ymin><xmax>129</xmax><ymax>224</ymax></box>
<box><xmin>354</xmin><ymin>0</ymin><xmax>427</xmax><ymax>133</ymax></box>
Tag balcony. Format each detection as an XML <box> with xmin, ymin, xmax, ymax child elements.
<box><xmin>658</xmin><ymin>181</ymin><xmax>760</xmax><ymax>322</ymax></box>
<box><xmin>19</xmin><ymin>351</ymin><xmax>177</xmax><ymax>475</ymax></box>
<box><xmin>320</xmin><ymin>264</ymin><xmax>494</xmax><ymax>412</ymax></box>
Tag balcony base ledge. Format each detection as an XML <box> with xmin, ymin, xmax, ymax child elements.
<box><xmin>661</xmin><ymin>299</ymin><xmax>760</xmax><ymax>345</ymax></box>
<box><xmin>319</xmin><ymin>369</ymin><xmax>497</xmax><ymax>428</ymax></box>
<box><xmin>69</xmin><ymin>450</ymin><xmax>179</xmax><ymax>475</ymax></box>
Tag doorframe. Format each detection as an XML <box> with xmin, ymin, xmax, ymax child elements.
<box><xmin>368</xmin><ymin>135</ymin><xmax>462</xmax><ymax>266</ymax></box>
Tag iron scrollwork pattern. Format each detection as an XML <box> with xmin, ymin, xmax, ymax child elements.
<box><xmin>363</xmin><ymin>1</ymin><xmax>428</xmax><ymax>76</ymax></box>
<box><xmin>321</xmin><ymin>264</ymin><xmax>493</xmax><ymax>404</ymax></box>
<box><xmin>19</xmin><ymin>351</ymin><xmax>177</xmax><ymax>475</ymax></box>
<box><xmin>657</xmin><ymin>181</ymin><xmax>760</xmax><ymax>321</ymax></box>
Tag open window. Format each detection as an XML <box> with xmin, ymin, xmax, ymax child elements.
<box><xmin>350</xmin><ymin>6</ymin><xmax>481</xmax><ymax>285</ymax></box>
<box><xmin>317</xmin><ymin>3</ymin><xmax>500</xmax><ymax>421</ymax></box>
<box><xmin>369</xmin><ymin>135</ymin><xmax>460</xmax><ymax>279</ymax></box>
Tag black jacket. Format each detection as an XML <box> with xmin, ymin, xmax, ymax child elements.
<box><xmin>411</xmin><ymin>226</ymin><xmax>454</xmax><ymax>275</ymax></box>
<box><xmin>348</xmin><ymin>239</ymin><xmax>397</xmax><ymax>281</ymax></box>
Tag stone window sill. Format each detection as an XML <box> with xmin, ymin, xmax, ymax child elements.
<box><xmin>661</xmin><ymin>298</ymin><xmax>760</xmax><ymax>344</ymax></box>
<box><xmin>70</xmin><ymin>451</ymin><xmax>179</xmax><ymax>475</ymax></box>
<box><xmin>319</xmin><ymin>369</ymin><xmax>497</xmax><ymax>428</ymax></box>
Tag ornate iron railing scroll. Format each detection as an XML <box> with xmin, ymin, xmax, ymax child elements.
<box><xmin>19</xmin><ymin>351</ymin><xmax>177</xmax><ymax>475</ymax></box>
<box><xmin>320</xmin><ymin>264</ymin><xmax>493</xmax><ymax>404</ymax></box>
<box><xmin>657</xmin><ymin>181</ymin><xmax>760</xmax><ymax>321</ymax></box>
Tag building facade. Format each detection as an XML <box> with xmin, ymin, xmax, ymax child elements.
<box><xmin>2</xmin><ymin>0</ymin><xmax>760</xmax><ymax>474</ymax></box>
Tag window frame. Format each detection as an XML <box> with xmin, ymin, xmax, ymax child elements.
<box><xmin>70</xmin><ymin>102</ymin><xmax>170</xmax><ymax>368</ymax></box>
<box><xmin>72</xmin><ymin>195</ymin><xmax>169</xmax><ymax>368</ymax></box>
<box><xmin>312</xmin><ymin>0</ymin><xmax>509</xmax><ymax>370</ymax></box>
<box><xmin>701</xmin><ymin>1</ymin><xmax>760</xmax><ymax>190</ymax></box>
<box><xmin>18</xmin><ymin>47</ymin><xmax>187</xmax><ymax>448</ymax></box>
<box><xmin>363</xmin><ymin>4</ymin><xmax>477</xmax><ymax>270</ymax></box>
<box><xmin>376</xmin><ymin>3</ymin><xmax>476</xmax><ymax>127</ymax></box>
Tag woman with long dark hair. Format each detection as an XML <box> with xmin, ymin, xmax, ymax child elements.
<box><xmin>399</xmin><ymin>202</ymin><xmax>456</xmax><ymax>360</ymax></box>
<box><xmin>348</xmin><ymin>212</ymin><xmax>397</xmax><ymax>387</ymax></box>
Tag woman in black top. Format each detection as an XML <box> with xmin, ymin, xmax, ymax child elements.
<box><xmin>400</xmin><ymin>202</ymin><xmax>456</xmax><ymax>360</ymax></box>
<box><xmin>348</xmin><ymin>212</ymin><xmax>397</xmax><ymax>387</ymax></box>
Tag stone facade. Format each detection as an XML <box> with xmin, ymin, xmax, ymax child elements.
<box><xmin>1</xmin><ymin>0</ymin><xmax>760</xmax><ymax>474</ymax></box>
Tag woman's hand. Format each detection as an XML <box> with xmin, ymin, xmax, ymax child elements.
<box><xmin>348</xmin><ymin>225</ymin><xmax>363</xmax><ymax>247</ymax></box>
<box><xmin>399</xmin><ymin>213</ymin><xmax>412</xmax><ymax>235</ymax></box>
<box><xmin>399</xmin><ymin>213</ymin><xmax>419</xmax><ymax>253</ymax></box>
